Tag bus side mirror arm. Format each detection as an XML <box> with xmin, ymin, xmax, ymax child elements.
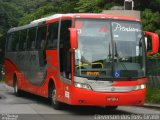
<box><xmin>144</xmin><ymin>31</ymin><xmax>159</xmax><ymax>56</ymax></box>
<box><xmin>69</xmin><ymin>28</ymin><xmax>78</xmax><ymax>52</ymax></box>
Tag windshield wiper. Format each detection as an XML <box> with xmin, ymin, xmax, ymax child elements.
<box><xmin>114</xmin><ymin>42</ymin><xmax>118</xmax><ymax>58</ymax></box>
<box><xmin>114</xmin><ymin>42</ymin><xmax>135</xmax><ymax>79</ymax></box>
<box><xmin>108</xmin><ymin>43</ymin><xmax>112</xmax><ymax>61</ymax></box>
<box><xmin>114</xmin><ymin>42</ymin><xmax>127</xmax><ymax>70</ymax></box>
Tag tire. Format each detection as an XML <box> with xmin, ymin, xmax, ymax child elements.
<box><xmin>49</xmin><ymin>84</ymin><xmax>62</xmax><ymax>110</ymax></box>
<box><xmin>104</xmin><ymin>106</ymin><xmax>118</xmax><ymax>110</ymax></box>
<box><xmin>13</xmin><ymin>77</ymin><xmax>22</xmax><ymax>97</ymax></box>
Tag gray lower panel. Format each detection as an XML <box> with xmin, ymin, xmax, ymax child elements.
<box><xmin>6</xmin><ymin>50</ymin><xmax>47</xmax><ymax>86</ymax></box>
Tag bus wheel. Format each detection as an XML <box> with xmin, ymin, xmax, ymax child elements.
<box><xmin>49</xmin><ymin>85</ymin><xmax>62</xmax><ymax>110</ymax></box>
<box><xmin>13</xmin><ymin>77</ymin><xmax>22</xmax><ymax>96</ymax></box>
<box><xmin>104</xmin><ymin>106</ymin><xmax>118</xmax><ymax>110</ymax></box>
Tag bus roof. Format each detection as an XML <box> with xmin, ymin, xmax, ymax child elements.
<box><xmin>8</xmin><ymin>13</ymin><xmax>140</xmax><ymax>33</ymax></box>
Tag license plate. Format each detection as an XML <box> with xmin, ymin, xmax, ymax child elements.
<box><xmin>107</xmin><ymin>97</ymin><xmax>119</xmax><ymax>101</ymax></box>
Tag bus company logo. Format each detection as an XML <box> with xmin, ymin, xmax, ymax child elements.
<box><xmin>111</xmin><ymin>87</ymin><xmax>115</xmax><ymax>92</ymax></box>
<box><xmin>112</xmin><ymin>22</ymin><xmax>141</xmax><ymax>32</ymax></box>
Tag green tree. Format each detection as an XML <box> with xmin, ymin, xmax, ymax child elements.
<box><xmin>2</xmin><ymin>0</ymin><xmax>48</xmax><ymax>13</ymax></box>
<box><xmin>134</xmin><ymin>0</ymin><xmax>160</xmax><ymax>11</ymax></box>
<box><xmin>141</xmin><ymin>9</ymin><xmax>160</xmax><ymax>35</ymax></box>
<box><xmin>75</xmin><ymin>0</ymin><xmax>102</xmax><ymax>13</ymax></box>
<box><xmin>0</xmin><ymin>0</ymin><xmax>23</xmax><ymax>63</ymax></box>
<box><xmin>19</xmin><ymin>1</ymin><xmax>77</xmax><ymax>25</ymax></box>
<box><xmin>0</xmin><ymin>0</ymin><xmax>23</xmax><ymax>31</ymax></box>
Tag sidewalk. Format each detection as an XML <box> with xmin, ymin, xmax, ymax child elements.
<box><xmin>0</xmin><ymin>82</ymin><xmax>13</xmax><ymax>92</ymax></box>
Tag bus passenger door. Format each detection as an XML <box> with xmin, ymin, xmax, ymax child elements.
<box><xmin>59</xmin><ymin>19</ymin><xmax>72</xmax><ymax>102</ymax></box>
<box><xmin>46</xmin><ymin>21</ymin><xmax>64</xmax><ymax>101</ymax></box>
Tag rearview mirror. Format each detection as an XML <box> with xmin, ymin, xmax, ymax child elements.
<box><xmin>144</xmin><ymin>32</ymin><xmax>159</xmax><ymax>56</ymax></box>
<box><xmin>69</xmin><ymin>28</ymin><xmax>78</xmax><ymax>51</ymax></box>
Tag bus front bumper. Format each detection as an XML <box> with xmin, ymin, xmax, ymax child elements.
<box><xmin>69</xmin><ymin>88</ymin><xmax>146</xmax><ymax>106</ymax></box>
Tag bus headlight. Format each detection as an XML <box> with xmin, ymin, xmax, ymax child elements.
<box><xmin>74</xmin><ymin>82</ymin><xmax>92</xmax><ymax>90</ymax></box>
<box><xmin>134</xmin><ymin>84</ymin><xmax>146</xmax><ymax>90</ymax></box>
<box><xmin>140</xmin><ymin>84</ymin><xmax>146</xmax><ymax>89</ymax></box>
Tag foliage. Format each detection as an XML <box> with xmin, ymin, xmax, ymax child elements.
<box><xmin>147</xmin><ymin>53</ymin><xmax>160</xmax><ymax>59</ymax></box>
<box><xmin>75</xmin><ymin>0</ymin><xmax>102</xmax><ymax>13</ymax></box>
<box><xmin>19</xmin><ymin>1</ymin><xmax>77</xmax><ymax>25</ymax></box>
<box><xmin>2</xmin><ymin>0</ymin><xmax>48</xmax><ymax>13</ymax></box>
<box><xmin>0</xmin><ymin>0</ymin><xmax>23</xmax><ymax>31</ymax></box>
<box><xmin>146</xmin><ymin>88</ymin><xmax>160</xmax><ymax>104</ymax></box>
<box><xmin>0</xmin><ymin>34</ymin><xmax>5</xmax><ymax>62</ymax></box>
<box><xmin>133</xmin><ymin>0</ymin><xmax>160</xmax><ymax>11</ymax></box>
<box><xmin>19</xmin><ymin>4</ymin><xmax>57</xmax><ymax>25</ymax></box>
<box><xmin>74</xmin><ymin>0</ymin><xmax>123</xmax><ymax>13</ymax></box>
<box><xmin>0</xmin><ymin>0</ymin><xmax>23</xmax><ymax>63</ymax></box>
<box><xmin>155</xmin><ymin>29</ymin><xmax>160</xmax><ymax>36</ymax></box>
<box><xmin>141</xmin><ymin>9</ymin><xmax>160</xmax><ymax>33</ymax></box>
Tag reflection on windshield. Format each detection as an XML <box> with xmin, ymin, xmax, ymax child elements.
<box><xmin>75</xmin><ymin>36</ymin><xmax>109</xmax><ymax>63</ymax></box>
<box><xmin>74</xmin><ymin>19</ymin><xmax>145</xmax><ymax>79</ymax></box>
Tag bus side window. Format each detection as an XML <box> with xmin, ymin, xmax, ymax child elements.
<box><xmin>7</xmin><ymin>32</ymin><xmax>19</xmax><ymax>52</ymax></box>
<box><xmin>59</xmin><ymin>20</ymin><xmax>72</xmax><ymax>79</ymax></box>
<box><xmin>19</xmin><ymin>30</ymin><xmax>27</xmax><ymax>51</ymax></box>
<box><xmin>36</xmin><ymin>25</ymin><xmax>47</xmax><ymax>50</ymax></box>
<box><xmin>27</xmin><ymin>27</ymin><xmax>36</xmax><ymax>50</ymax></box>
<box><xmin>47</xmin><ymin>22</ymin><xmax>58</xmax><ymax>49</ymax></box>
<box><xmin>11</xmin><ymin>32</ymin><xmax>19</xmax><ymax>52</ymax></box>
<box><xmin>7</xmin><ymin>33</ymin><xmax>13</xmax><ymax>52</ymax></box>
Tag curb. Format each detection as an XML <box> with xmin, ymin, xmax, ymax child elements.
<box><xmin>142</xmin><ymin>103</ymin><xmax>160</xmax><ymax>109</ymax></box>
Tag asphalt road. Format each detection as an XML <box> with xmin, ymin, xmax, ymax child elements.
<box><xmin>0</xmin><ymin>83</ymin><xmax>159</xmax><ymax>120</ymax></box>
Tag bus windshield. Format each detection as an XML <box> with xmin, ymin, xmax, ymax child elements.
<box><xmin>74</xmin><ymin>19</ymin><xmax>146</xmax><ymax>80</ymax></box>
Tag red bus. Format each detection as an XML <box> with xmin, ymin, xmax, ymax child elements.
<box><xmin>4</xmin><ymin>13</ymin><xmax>159</xmax><ymax>110</ymax></box>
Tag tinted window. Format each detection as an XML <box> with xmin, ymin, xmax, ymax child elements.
<box><xmin>7</xmin><ymin>32</ymin><xmax>20</xmax><ymax>52</ymax></box>
<box><xmin>60</xmin><ymin>20</ymin><xmax>71</xmax><ymax>48</ymax></box>
<box><xmin>36</xmin><ymin>25</ymin><xmax>47</xmax><ymax>50</ymax></box>
<box><xmin>27</xmin><ymin>27</ymin><xmax>37</xmax><ymax>50</ymax></box>
<box><xmin>19</xmin><ymin>30</ymin><xmax>27</xmax><ymax>51</ymax></box>
<box><xmin>47</xmin><ymin>22</ymin><xmax>59</xmax><ymax>49</ymax></box>
<box><xmin>59</xmin><ymin>20</ymin><xmax>72</xmax><ymax>79</ymax></box>
<box><xmin>7</xmin><ymin>33</ymin><xmax>13</xmax><ymax>52</ymax></box>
